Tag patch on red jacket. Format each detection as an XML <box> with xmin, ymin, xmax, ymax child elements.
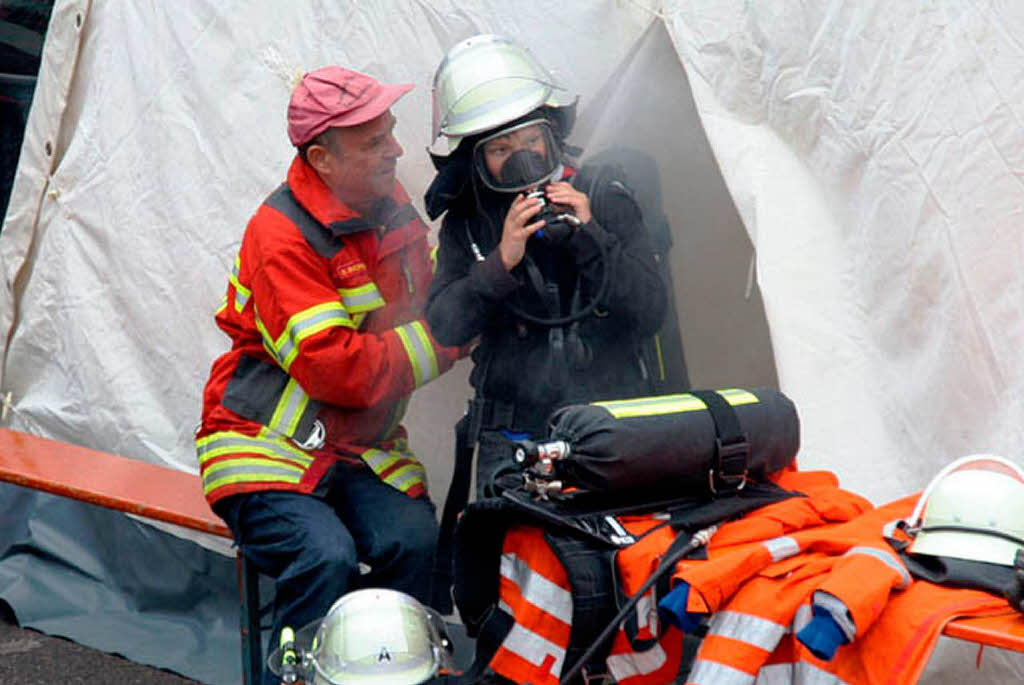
<box><xmin>335</xmin><ymin>259</ymin><xmax>367</xmax><ymax>280</ymax></box>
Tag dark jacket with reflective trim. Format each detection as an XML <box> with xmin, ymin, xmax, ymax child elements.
<box><xmin>425</xmin><ymin>164</ymin><xmax>667</xmax><ymax>435</ymax></box>
<box><xmin>196</xmin><ymin>155</ymin><xmax>458</xmax><ymax>505</ymax></box>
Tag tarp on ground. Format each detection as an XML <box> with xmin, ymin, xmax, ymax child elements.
<box><xmin>1</xmin><ymin>0</ymin><xmax>1023</xmax><ymax>682</ymax></box>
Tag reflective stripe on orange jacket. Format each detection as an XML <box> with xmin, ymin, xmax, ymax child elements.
<box><xmin>196</xmin><ymin>155</ymin><xmax>457</xmax><ymax>504</ymax></box>
<box><xmin>488</xmin><ymin>471</ymin><xmax>871</xmax><ymax>684</ymax></box>
<box><xmin>490</xmin><ymin>524</ymin><xmax>688</xmax><ymax>685</ymax></box>
<box><xmin>481</xmin><ymin>471</ymin><xmax>1014</xmax><ymax>684</ymax></box>
<box><xmin>684</xmin><ymin>494</ymin><xmax>1014</xmax><ymax>684</ymax></box>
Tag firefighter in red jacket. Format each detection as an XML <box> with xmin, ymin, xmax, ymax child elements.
<box><xmin>194</xmin><ymin>66</ymin><xmax>459</xmax><ymax>685</ymax></box>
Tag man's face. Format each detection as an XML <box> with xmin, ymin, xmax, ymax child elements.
<box><xmin>318</xmin><ymin>111</ymin><xmax>404</xmax><ymax>210</ymax></box>
<box><xmin>481</xmin><ymin>123</ymin><xmax>548</xmax><ymax>182</ymax></box>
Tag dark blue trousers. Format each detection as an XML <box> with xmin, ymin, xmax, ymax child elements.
<box><xmin>216</xmin><ymin>464</ymin><xmax>438</xmax><ymax>685</ymax></box>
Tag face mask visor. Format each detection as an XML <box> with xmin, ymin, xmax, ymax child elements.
<box><xmin>473</xmin><ymin>119</ymin><xmax>560</xmax><ymax>193</ymax></box>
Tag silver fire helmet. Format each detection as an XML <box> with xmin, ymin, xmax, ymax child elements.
<box><xmin>308</xmin><ymin>588</ymin><xmax>454</xmax><ymax>685</ymax></box>
<box><xmin>430</xmin><ymin>33</ymin><xmax>576</xmax><ymax>155</ymax></box>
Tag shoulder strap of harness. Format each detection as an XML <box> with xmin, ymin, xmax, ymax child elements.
<box><xmin>543</xmin><ymin>530</ymin><xmax>617</xmax><ymax>682</ymax></box>
<box><xmin>264</xmin><ymin>183</ymin><xmax>345</xmax><ymax>259</ymax></box>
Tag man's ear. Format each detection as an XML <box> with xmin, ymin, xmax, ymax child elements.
<box><xmin>305</xmin><ymin>143</ymin><xmax>332</xmax><ymax>175</ymax></box>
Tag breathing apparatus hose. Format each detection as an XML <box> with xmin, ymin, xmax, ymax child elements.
<box><xmin>503</xmin><ymin>238</ymin><xmax>610</xmax><ymax>327</ymax></box>
<box><xmin>556</xmin><ymin>524</ymin><xmax>718</xmax><ymax>685</ymax></box>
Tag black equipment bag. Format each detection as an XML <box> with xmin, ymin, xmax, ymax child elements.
<box><xmin>538</xmin><ymin>387</ymin><xmax>799</xmax><ymax>495</ymax></box>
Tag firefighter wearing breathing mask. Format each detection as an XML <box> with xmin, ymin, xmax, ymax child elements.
<box><xmin>424</xmin><ymin>34</ymin><xmax>668</xmax><ymax>498</ymax></box>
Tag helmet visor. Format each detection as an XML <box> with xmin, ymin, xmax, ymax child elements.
<box><xmin>473</xmin><ymin>119</ymin><xmax>560</xmax><ymax>193</ymax></box>
<box><xmin>309</xmin><ymin>592</ymin><xmax>453</xmax><ymax>685</ymax></box>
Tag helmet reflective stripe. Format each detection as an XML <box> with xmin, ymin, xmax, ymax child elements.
<box><xmin>594</xmin><ymin>388</ymin><xmax>760</xmax><ymax>420</ymax></box>
<box><xmin>256</xmin><ymin>301</ymin><xmax>355</xmax><ymax>371</ymax></box>
<box><xmin>230</xmin><ymin>255</ymin><xmax>251</xmax><ymax>313</ymax></box>
<box><xmin>338</xmin><ymin>282</ymin><xmax>385</xmax><ymax>313</ymax></box>
<box><xmin>394</xmin><ymin>321</ymin><xmax>439</xmax><ymax>388</ymax></box>
<box><xmin>442</xmin><ymin>78</ymin><xmax>550</xmax><ymax>133</ymax></box>
<box><xmin>605</xmin><ymin>641</ymin><xmax>668</xmax><ymax>682</ymax></box>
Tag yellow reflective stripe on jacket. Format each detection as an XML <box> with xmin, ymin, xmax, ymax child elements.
<box><xmin>338</xmin><ymin>282</ymin><xmax>385</xmax><ymax>313</ymax></box>
<box><xmin>394</xmin><ymin>321</ymin><xmax>439</xmax><ymax>388</ymax></box>
<box><xmin>267</xmin><ymin>377</ymin><xmax>313</xmax><ymax>438</ymax></box>
<box><xmin>196</xmin><ymin>429</ymin><xmax>314</xmax><ymax>495</ymax></box>
<box><xmin>256</xmin><ymin>301</ymin><xmax>355</xmax><ymax>371</ymax></box>
<box><xmin>595</xmin><ymin>388</ymin><xmax>760</xmax><ymax>419</ymax></box>
<box><xmin>388</xmin><ymin>461</ymin><xmax>428</xmax><ymax>492</ymax></box>
<box><xmin>430</xmin><ymin>245</ymin><xmax>439</xmax><ymax>274</ymax></box>
<box><xmin>378</xmin><ymin>395</ymin><xmax>411</xmax><ymax>444</ymax></box>
<box><xmin>229</xmin><ymin>255</ymin><xmax>252</xmax><ymax>313</ymax></box>
<box><xmin>653</xmin><ymin>333</ymin><xmax>666</xmax><ymax>382</ymax></box>
<box><xmin>360</xmin><ymin>447</ymin><xmax>427</xmax><ymax>493</ymax></box>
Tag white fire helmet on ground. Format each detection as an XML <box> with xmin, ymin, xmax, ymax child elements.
<box><xmin>308</xmin><ymin>588</ymin><xmax>453</xmax><ymax>684</ymax></box>
<box><xmin>904</xmin><ymin>454</ymin><xmax>1024</xmax><ymax>566</ymax></box>
<box><xmin>430</xmin><ymin>33</ymin><xmax>576</xmax><ymax>156</ymax></box>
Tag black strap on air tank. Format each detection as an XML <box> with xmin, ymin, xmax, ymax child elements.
<box><xmin>264</xmin><ymin>184</ymin><xmax>345</xmax><ymax>259</ymax></box>
<box><xmin>689</xmin><ymin>390</ymin><xmax>750</xmax><ymax>494</ymax></box>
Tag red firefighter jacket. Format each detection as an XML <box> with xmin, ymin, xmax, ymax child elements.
<box><xmin>196</xmin><ymin>155</ymin><xmax>458</xmax><ymax>505</ymax></box>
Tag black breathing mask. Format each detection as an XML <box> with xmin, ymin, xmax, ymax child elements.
<box><xmin>495</xmin><ymin>148</ymin><xmax>580</xmax><ymax>245</ymax></box>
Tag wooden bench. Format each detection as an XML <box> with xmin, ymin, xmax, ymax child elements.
<box><xmin>943</xmin><ymin>612</ymin><xmax>1024</xmax><ymax>654</ymax></box>
<box><xmin>0</xmin><ymin>426</ymin><xmax>262</xmax><ymax>685</ymax></box>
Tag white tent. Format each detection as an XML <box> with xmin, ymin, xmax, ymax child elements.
<box><xmin>2</xmin><ymin>0</ymin><xmax>1023</xmax><ymax>682</ymax></box>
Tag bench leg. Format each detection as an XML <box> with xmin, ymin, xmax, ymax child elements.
<box><xmin>237</xmin><ymin>551</ymin><xmax>263</xmax><ymax>685</ymax></box>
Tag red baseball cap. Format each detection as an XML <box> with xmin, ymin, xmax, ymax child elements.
<box><xmin>287</xmin><ymin>66</ymin><xmax>413</xmax><ymax>146</ymax></box>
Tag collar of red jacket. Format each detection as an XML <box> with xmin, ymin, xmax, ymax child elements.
<box><xmin>286</xmin><ymin>154</ymin><xmax>413</xmax><ymax>235</ymax></box>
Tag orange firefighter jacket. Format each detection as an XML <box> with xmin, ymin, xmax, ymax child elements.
<box><xmin>488</xmin><ymin>470</ymin><xmax>873</xmax><ymax>685</ymax></box>
<box><xmin>485</xmin><ymin>470</ymin><xmax>1014</xmax><ymax>684</ymax></box>
<box><xmin>196</xmin><ymin>155</ymin><xmax>458</xmax><ymax>505</ymax></box>
<box><xmin>682</xmin><ymin>494</ymin><xmax>1015</xmax><ymax>684</ymax></box>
